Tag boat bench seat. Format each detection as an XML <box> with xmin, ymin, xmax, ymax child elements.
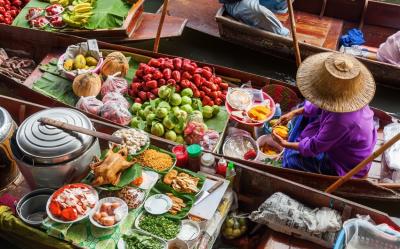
<box><xmin>276</xmin><ymin>11</ymin><xmax>344</xmax><ymax>50</ymax></box>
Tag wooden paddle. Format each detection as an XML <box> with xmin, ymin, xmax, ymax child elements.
<box><xmin>153</xmin><ymin>0</ymin><xmax>169</xmax><ymax>53</ymax></box>
<box><xmin>325</xmin><ymin>132</ymin><xmax>400</xmax><ymax>193</ymax></box>
<box><xmin>287</xmin><ymin>0</ymin><xmax>301</xmax><ymax>67</ymax></box>
<box><xmin>39</xmin><ymin>117</ymin><xmax>124</xmax><ymax>145</ymax></box>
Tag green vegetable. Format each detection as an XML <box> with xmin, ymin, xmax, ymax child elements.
<box><xmin>144</xmin><ymin>106</ymin><xmax>154</xmax><ymax>117</ymax></box>
<box><xmin>175</xmin><ymin>110</ymin><xmax>188</xmax><ymax>122</ymax></box>
<box><xmin>165</xmin><ymin>130</ymin><xmax>177</xmax><ymax>141</ymax></box>
<box><xmin>139</xmin><ymin>214</ymin><xmax>180</xmax><ymax>240</ymax></box>
<box><xmin>130</xmin><ymin>117</ymin><xmax>141</xmax><ymax>128</ymax></box>
<box><xmin>138</xmin><ymin>109</ymin><xmax>146</xmax><ymax>119</ymax></box>
<box><xmin>202</xmin><ymin>105</ymin><xmax>214</xmax><ymax>119</ymax></box>
<box><xmin>123</xmin><ymin>232</ymin><xmax>164</xmax><ymax>249</ymax></box>
<box><xmin>212</xmin><ymin>105</ymin><xmax>220</xmax><ymax>116</ymax></box>
<box><xmin>180</xmin><ymin>104</ymin><xmax>193</xmax><ymax>114</ymax></box>
<box><xmin>158</xmin><ymin>85</ymin><xmax>172</xmax><ymax>99</ymax></box>
<box><xmin>192</xmin><ymin>98</ymin><xmax>202</xmax><ymax>110</ymax></box>
<box><xmin>156</xmin><ymin>107</ymin><xmax>168</xmax><ymax>119</ymax></box>
<box><xmin>131</xmin><ymin>103</ymin><xmax>142</xmax><ymax>113</ymax></box>
<box><xmin>181</xmin><ymin>96</ymin><xmax>192</xmax><ymax>106</ymax></box>
<box><xmin>158</xmin><ymin>101</ymin><xmax>171</xmax><ymax>111</ymax></box>
<box><xmin>151</xmin><ymin>122</ymin><xmax>165</xmax><ymax>137</ymax></box>
<box><xmin>176</xmin><ymin>135</ymin><xmax>184</xmax><ymax>144</ymax></box>
<box><xmin>181</xmin><ymin>88</ymin><xmax>193</xmax><ymax>97</ymax></box>
<box><xmin>170</xmin><ymin>93</ymin><xmax>182</xmax><ymax>106</ymax></box>
<box><xmin>146</xmin><ymin>113</ymin><xmax>156</xmax><ymax>125</ymax></box>
<box><xmin>174</xmin><ymin>124</ymin><xmax>184</xmax><ymax>134</ymax></box>
<box><xmin>163</xmin><ymin>116</ymin><xmax>175</xmax><ymax>130</ymax></box>
<box><xmin>172</xmin><ymin>106</ymin><xmax>180</xmax><ymax>116</ymax></box>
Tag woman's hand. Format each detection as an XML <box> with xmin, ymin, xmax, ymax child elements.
<box><xmin>276</xmin><ymin>107</ymin><xmax>304</xmax><ymax>126</ymax></box>
<box><xmin>272</xmin><ymin>131</ymin><xmax>299</xmax><ymax>150</ymax></box>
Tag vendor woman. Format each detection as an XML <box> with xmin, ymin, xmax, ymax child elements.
<box><xmin>272</xmin><ymin>52</ymin><xmax>377</xmax><ymax>178</ymax></box>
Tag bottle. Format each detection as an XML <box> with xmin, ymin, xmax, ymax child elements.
<box><xmin>172</xmin><ymin>145</ymin><xmax>188</xmax><ymax>168</ymax></box>
<box><xmin>226</xmin><ymin>162</ymin><xmax>236</xmax><ymax>186</ymax></box>
<box><xmin>216</xmin><ymin>158</ymin><xmax>227</xmax><ymax>176</ymax></box>
<box><xmin>200</xmin><ymin>153</ymin><xmax>216</xmax><ymax>174</ymax></box>
<box><xmin>187</xmin><ymin>144</ymin><xmax>202</xmax><ymax>172</ymax></box>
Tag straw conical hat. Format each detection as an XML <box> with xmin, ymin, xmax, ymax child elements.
<box><xmin>296</xmin><ymin>52</ymin><xmax>376</xmax><ymax>113</ymax></box>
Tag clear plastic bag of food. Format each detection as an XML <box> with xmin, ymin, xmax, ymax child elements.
<box><xmin>200</xmin><ymin>129</ymin><xmax>220</xmax><ymax>151</ymax></box>
<box><xmin>76</xmin><ymin>96</ymin><xmax>103</xmax><ymax>115</ymax></box>
<box><xmin>100</xmin><ymin>101</ymin><xmax>132</xmax><ymax>126</ymax></box>
<box><xmin>101</xmin><ymin>74</ymin><xmax>128</xmax><ymax>97</ymax></box>
<box><xmin>222</xmin><ymin>212</ymin><xmax>248</xmax><ymax>240</ymax></box>
<box><xmin>102</xmin><ymin>92</ymin><xmax>130</xmax><ymax>109</ymax></box>
<box><xmin>184</xmin><ymin>112</ymin><xmax>208</xmax><ymax>145</ymax></box>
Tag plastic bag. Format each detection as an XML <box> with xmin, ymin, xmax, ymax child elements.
<box><xmin>100</xmin><ymin>101</ymin><xmax>132</xmax><ymax>126</ymax></box>
<box><xmin>383</xmin><ymin>123</ymin><xmax>400</xmax><ymax>171</ymax></box>
<box><xmin>200</xmin><ymin>129</ymin><xmax>219</xmax><ymax>151</ymax></box>
<box><xmin>76</xmin><ymin>96</ymin><xmax>103</xmax><ymax>115</ymax></box>
<box><xmin>101</xmin><ymin>74</ymin><xmax>128</xmax><ymax>97</ymax></box>
<box><xmin>184</xmin><ymin>112</ymin><xmax>208</xmax><ymax>145</ymax></box>
<box><xmin>222</xmin><ymin>212</ymin><xmax>248</xmax><ymax>239</ymax></box>
<box><xmin>102</xmin><ymin>92</ymin><xmax>130</xmax><ymax>109</ymax></box>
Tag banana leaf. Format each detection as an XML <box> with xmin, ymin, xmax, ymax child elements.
<box><xmin>149</xmin><ymin>184</ymin><xmax>194</xmax><ymax>220</ymax></box>
<box><xmin>156</xmin><ymin>167</ymin><xmax>206</xmax><ymax>197</ymax></box>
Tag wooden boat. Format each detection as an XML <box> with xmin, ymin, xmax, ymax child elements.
<box><xmin>0</xmin><ymin>25</ymin><xmax>400</xmax><ymax>208</ymax></box>
<box><xmin>215</xmin><ymin>0</ymin><xmax>400</xmax><ymax>89</ymax></box>
<box><xmin>1</xmin><ymin>94</ymin><xmax>399</xmax><ymax>249</ymax></box>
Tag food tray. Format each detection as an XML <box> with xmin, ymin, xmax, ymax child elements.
<box><xmin>157</xmin><ymin>167</ymin><xmax>206</xmax><ymax>197</ymax></box>
<box><xmin>117</xmin><ymin>229</ymin><xmax>168</xmax><ymax>249</ymax></box>
<box><xmin>134</xmin><ymin>145</ymin><xmax>177</xmax><ymax>174</ymax></box>
<box><xmin>134</xmin><ymin>210</ymin><xmax>182</xmax><ymax>241</ymax></box>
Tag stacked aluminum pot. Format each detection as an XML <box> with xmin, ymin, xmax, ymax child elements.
<box><xmin>0</xmin><ymin>107</ymin><xmax>19</xmax><ymax>191</ymax></box>
<box><xmin>11</xmin><ymin>108</ymin><xmax>101</xmax><ymax>189</ymax></box>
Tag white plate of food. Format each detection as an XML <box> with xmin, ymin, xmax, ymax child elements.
<box><xmin>144</xmin><ymin>194</ymin><xmax>173</xmax><ymax>215</ymax></box>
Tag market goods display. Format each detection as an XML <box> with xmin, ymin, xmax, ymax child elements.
<box><xmin>72</xmin><ymin>72</ymin><xmax>102</xmax><ymax>97</ymax></box>
<box><xmin>63</xmin><ymin>53</ymin><xmax>98</xmax><ymax>71</ymax></box>
<box><xmin>137</xmin><ymin>213</ymin><xmax>181</xmax><ymax>240</ymax></box>
<box><xmin>90</xmin><ymin>146</ymin><xmax>135</xmax><ymax>186</ymax></box>
<box><xmin>112</xmin><ymin>128</ymin><xmax>149</xmax><ymax>155</ymax></box>
<box><xmin>91</xmin><ymin>197</ymin><xmax>128</xmax><ymax>227</ymax></box>
<box><xmin>222</xmin><ymin>213</ymin><xmax>247</xmax><ymax>239</ymax></box>
<box><xmin>163</xmin><ymin>169</ymin><xmax>200</xmax><ymax>194</ymax></box>
<box><xmin>0</xmin><ymin>48</ymin><xmax>36</xmax><ymax>83</ymax></box>
<box><xmin>102</xmin><ymin>92</ymin><xmax>130</xmax><ymax>109</ymax></box>
<box><xmin>62</xmin><ymin>1</ymin><xmax>93</xmax><ymax>28</ymax></box>
<box><xmin>75</xmin><ymin>96</ymin><xmax>103</xmax><ymax>115</ymax></box>
<box><xmin>129</xmin><ymin>57</ymin><xmax>228</xmax><ymax>106</ymax></box>
<box><xmin>0</xmin><ymin>0</ymin><xmax>30</xmax><ymax>25</ymax></box>
<box><xmin>132</xmin><ymin>148</ymin><xmax>174</xmax><ymax>172</ymax></box>
<box><xmin>100</xmin><ymin>101</ymin><xmax>132</xmax><ymax>126</ymax></box>
<box><xmin>117</xmin><ymin>187</ymin><xmax>145</xmax><ymax>209</ymax></box>
<box><xmin>47</xmin><ymin>183</ymin><xmax>98</xmax><ymax>222</ymax></box>
<box><xmin>122</xmin><ymin>230</ymin><xmax>165</xmax><ymax>249</ymax></box>
<box><xmin>247</xmin><ymin>105</ymin><xmax>272</xmax><ymax>122</ymax></box>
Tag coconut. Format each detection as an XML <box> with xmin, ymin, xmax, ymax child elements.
<box><xmin>72</xmin><ymin>73</ymin><xmax>102</xmax><ymax>97</ymax></box>
<box><xmin>100</xmin><ymin>52</ymin><xmax>129</xmax><ymax>78</ymax></box>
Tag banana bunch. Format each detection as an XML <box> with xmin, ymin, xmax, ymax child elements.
<box><xmin>273</xmin><ymin>125</ymin><xmax>289</xmax><ymax>140</ymax></box>
<box><xmin>50</xmin><ymin>0</ymin><xmax>71</xmax><ymax>6</ymax></box>
<box><xmin>62</xmin><ymin>2</ymin><xmax>93</xmax><ymax>28</ymax></box>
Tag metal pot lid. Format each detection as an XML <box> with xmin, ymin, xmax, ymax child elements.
<box><xmin>16</xmin><ymin>108</ymin><xmax>93</xmax><ymax>164</ymax></box>
<box><xmin>0</xmin><ymin>107</ymin><xmax>14</xmax><ymax>142</ymax></box>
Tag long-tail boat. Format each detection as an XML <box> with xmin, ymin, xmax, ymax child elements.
<box><xmin>1</xmin><ymin>94</ymin><xmax>399</xmax><ymax>249</ymax></box>
<box><xmin>215</xmin><ymin>0</ymin><xmax>400</xmax><ymax>89</ymax></box>
<box><xmin>0</xmin><ymin>25</ymin><xmax>400</xmax><ymax>207</ymax></box>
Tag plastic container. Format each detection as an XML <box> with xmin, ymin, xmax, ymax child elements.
<box><xmin>187</xmin><ymin>144</ymin><xmax>202</xmax><ymax>172</ymax></box>
<box><xmin>90</xmin><ymin>197</ymin><xmax>128</xmax><ymax>229</ymax></box>
<box><xmin>256</xmin><ymin>134</ymin><xmax>284</xmax><ymax>161</ymax></box>
<box><xmin>200</xmin><ymin>153</ymin><xmax>216</xmax><ymax>174</ymax></box>
<box><xmin>172</xmin><ymin>145</ymin><xmax>189</xmax><ymax>168</ymax></box>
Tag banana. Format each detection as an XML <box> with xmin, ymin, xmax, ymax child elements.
<box><xmin>74</xmin><ymin>3</ymin><xmax>91</xmax><ymax>8</ymax></box>
<box><xmin>74</xmin><ymin>6</ymin><xmax>93</xmax><ymax>13</ymax></box>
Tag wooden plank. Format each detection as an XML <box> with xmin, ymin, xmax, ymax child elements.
<box><xmin>128</xmin><ymin>13</ymin><xmax>187</xmax><ymax>41</ymax></box>
<box><xmin>365</xmin><ymin>1</ymin><xmax>400</xmax><ymax>30</ymax></box>
<box><xmin>166</xmin><ymin>0</ymin><xmax>222</xmax><ymax>37</ymax></box>
<box><xmin>342</xmin><ymin>21</ymin><xmax>396</xmax><ymax>48</ymax></box>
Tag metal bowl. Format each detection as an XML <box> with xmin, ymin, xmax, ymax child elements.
<box><xmin>16</xmin><ymin>188</ymin><xmax>54</xmax><ymax>226</ymax></box>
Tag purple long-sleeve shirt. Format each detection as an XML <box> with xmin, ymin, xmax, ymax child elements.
<box><xmin>297</xmin><ymin>101</ymin><xmax>377</xmax><ymax>177</ymax></box>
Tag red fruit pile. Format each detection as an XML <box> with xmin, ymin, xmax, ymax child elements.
<box><xmin>128</xmin><ymin>57</ymin><xmax>229</xmax><ymax>106</ymax></box>
<box><xmin>0</xmin><ymin>0</ymin><xmax>30</xmax><ymax>25</ymax></box>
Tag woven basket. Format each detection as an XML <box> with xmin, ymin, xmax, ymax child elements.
<box><xmin>262</xmin><ymin>84</ymin><xmax>301</xmax><ymax>113</ymax></box>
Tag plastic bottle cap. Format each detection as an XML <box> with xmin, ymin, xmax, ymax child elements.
<box><xmin>228</xmin><ymin>162</ymin><xmax>235</xmax><ymax>170</ymax></box>
<box><xmin>187</xmin><ymin>144</ymin><xmax>202</xmax><ymax>158</ymax></box>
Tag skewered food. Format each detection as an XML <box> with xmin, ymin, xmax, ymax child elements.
<box><xmin>90</xmin><ymin>146</ymin><xmax>134</xmax><ymax>186</ymax></box>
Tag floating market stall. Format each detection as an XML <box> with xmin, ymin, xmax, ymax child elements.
<box><xmin>0</xmin><ymin>95</ymin><xmax>399</xmax><ymax>249</ymax></box>
<box><xmin>7</xmin><ymin>0</ymin><xmax>187</xmax><ymax>42</ymax></box>
<box><xmin>0</xmin><ymin>25</ymin><xmax>400</xmax><ymax>206</ymax></box>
